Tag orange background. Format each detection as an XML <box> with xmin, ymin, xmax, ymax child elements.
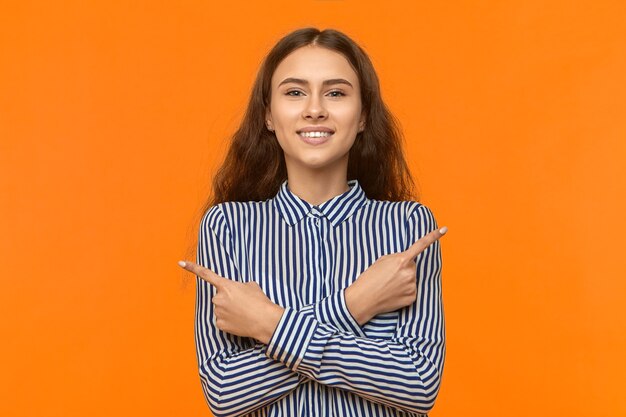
<box><xmin>1</xmin><ymin>1</ymin><xmax>625</xmax><ymax>416</ymax></box>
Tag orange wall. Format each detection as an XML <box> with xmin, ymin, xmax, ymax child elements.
<box><xmin>1</xmin><ymin>1</ymin><xmax>625</xmax><ymax>416</ymax></box>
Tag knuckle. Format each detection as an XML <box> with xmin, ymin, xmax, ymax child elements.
<box><xmin>403</xmin><ymin>278</ymin><xmax>416</xmax><ymax>290</ymax></box>
<box><xmin>395</xmin><ymin>255</ymin><xmax>409</xmax><ymax>266</ymax></box>
<box><xmin>404</xmin><ymin>284</ymin><xmax>415</xmax><ymax>296</ymax></box>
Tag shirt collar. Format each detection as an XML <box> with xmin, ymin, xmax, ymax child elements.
<box><xmin>273</xmin><ymin>179</ymin><xmax>368</xmax><ymax>227</ymax></box>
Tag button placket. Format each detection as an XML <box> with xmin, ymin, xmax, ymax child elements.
<box><xmin>316</xmin><ymin>208</ymin><xmax>331</xmax><ymax>297</ymax></box>
<box><xmin>308</xmin><ymin>206</ymin><xmax>329</xmax><ymax>299</ymax></box>
<box><xmin>319</xmin><ymin>218</ymin><xmax>330</xmax><ymax>297</ymax></box>
<box><xmin>306</xmin><ymin>208</ymin><xmax>323</xmax><ymax>301</ymax></box>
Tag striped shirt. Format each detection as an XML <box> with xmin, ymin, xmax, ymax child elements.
<box><xmin>195</xmin><ymin>179</ymin><xmax>445</xmax><ymax>417</ymax></box>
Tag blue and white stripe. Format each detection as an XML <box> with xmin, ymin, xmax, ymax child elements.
<box><xmin>195</xmin><ymin>179</ymin><xmax>445</xmax><ymax>417</ymax></box>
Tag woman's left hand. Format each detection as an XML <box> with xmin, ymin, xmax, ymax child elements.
<box><xmin>178</xmin><ymin>260</ymin><xmax>284</xmax><ymax>344</ymax></box>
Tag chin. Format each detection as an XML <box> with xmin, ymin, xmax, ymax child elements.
<box><xmin>302</xmin><ymin>155</ymin><xmax>348</xmax><ymax>170</ymax></box>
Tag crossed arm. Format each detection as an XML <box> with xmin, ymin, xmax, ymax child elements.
<box><xmin>186</xmin><ymin>204</ymin><xmax>446</xmax><ymax>417</ymax></box>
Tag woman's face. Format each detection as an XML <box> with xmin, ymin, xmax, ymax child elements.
<box><xmin>266</xmin><ymin>45</ymin><xmax>365</xmax><ymax>174</ymax></box>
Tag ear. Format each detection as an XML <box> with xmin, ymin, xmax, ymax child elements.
<box><xmin>265</xmin><ymin>109</ymin><xmax>274</xmax><ymax>132</ymax></box>
<box><xmin>358</xmin><ymin>112</ymin><xmax>366</xmax><ymax>132</ymax></box>
<box><xmin>265</xmin><ymin>109</ymin><xmax>273</xmax><ymax>130</ymax></box>
<box><xmin>265</xmin><ymin>109</ymin><xmax>272</xmax><ymax>129</ymax></box>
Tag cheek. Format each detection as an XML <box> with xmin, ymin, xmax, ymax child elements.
<box><xmin>331</xmin><ymin>102</ymin><xmax>362</xmax><ymax>126</ymax></box>
<box><xmin>273</xmin><ymin>128</ymin><xmax>296</xmax><ymax>152</ymax></box>
<box><xmin>272</xmin><ymin>101</ymin><xmax>301</xmax><ymax>127</ymax></box>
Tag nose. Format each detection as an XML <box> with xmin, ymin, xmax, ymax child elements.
<box><xmin>302</xmin><ymin>94</ymin><xmax>328</xmax><ymax>120</ymax></box>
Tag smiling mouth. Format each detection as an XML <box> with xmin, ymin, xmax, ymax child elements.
<box><xmin>298</xmin><ymin>131</ymin><xmax>334</xmax><ymax>138</ymax></box>
<box><xmin>298</xmin><ymin>131</ymin><xmax>333</xmax><ymax>145</ymax></box>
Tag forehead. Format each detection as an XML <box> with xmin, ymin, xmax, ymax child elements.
<box><xmin>271</xmin><ymin>46</ymin><xmax>359</xmax><ymax>87</ymax></box>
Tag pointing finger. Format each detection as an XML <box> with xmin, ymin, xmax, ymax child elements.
<box><xmin>403</xmin><ymin>226</ymin><xmax>448</xmax><ymax>260</ymax></box>
<box><xmin>178</xmin><ymin>260</ymin><xmax>227</xmax><ymax>288</ymax></box>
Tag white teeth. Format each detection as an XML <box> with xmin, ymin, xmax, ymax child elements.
<box><xmin>299</xmin><ymin>131</ymin><xmax>332</xmax><ymax>138</ymax></box>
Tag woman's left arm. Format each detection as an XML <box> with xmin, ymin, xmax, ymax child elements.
<box><xmin>264</xmin><ymin>205</ymin><xmax>445</xmax><ymax>415</ymax></box>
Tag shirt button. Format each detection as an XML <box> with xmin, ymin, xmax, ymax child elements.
<box><xmin>315</xmin><ymin>219</ymin><xmax>320</xmax><ymax>225</ymax></box>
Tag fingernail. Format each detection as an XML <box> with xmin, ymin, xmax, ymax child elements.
<box><xmin>439</xmin><ymin>226</ymin><xmax>448</xmax><ymax>235</ymax></box>
<box><xmin>178</xmin><ymin>260</ymin><xmax>186</xmax><ymax>268</ymax></box>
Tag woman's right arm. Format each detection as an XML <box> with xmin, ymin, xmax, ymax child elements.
<box><xmin>195</xmin><ymin>206</ymin><xmax>306</xmax><ymax>417</ymax></box>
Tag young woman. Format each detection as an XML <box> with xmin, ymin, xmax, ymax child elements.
<box><xmin>179</xmin><ymin>27</ymin><xmax>447</xmax><ymax>417</ymax></box>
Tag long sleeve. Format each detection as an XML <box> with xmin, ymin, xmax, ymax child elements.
<box><xmin>298</xmin><ymin>288</ymin><xmax>366</xmax><ymax>336</ymax></box>
<box><xmin>264</xmin><ymin>204</ymin><xmax>445</xmax><ymax>415</ymax></box>
<box><xmin>195</xmin><ymin>206</ymin><xmax>304</xmax><ymax>417</ymax></box>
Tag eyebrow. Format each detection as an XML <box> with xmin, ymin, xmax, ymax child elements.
<box><xmin>277</xmin><ymin>77</ymin><xmax>354</xmax><ymax>88</ymax></box>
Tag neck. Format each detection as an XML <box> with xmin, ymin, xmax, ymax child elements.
<box><xmin>285</xmin><ymin>163</ymin><xmax>350</xmax><ymax>206</ymax></box>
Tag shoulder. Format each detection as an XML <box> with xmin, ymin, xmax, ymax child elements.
<box><xmin>200</xmin><ymin>199</ymin><xmax>272</xmax><ymax>232</ymax></box>
<box><xmin>365</xmin><ymin>199</ymin><xmax>435</xmax><ymax>222</ymax></box>
<box><xmin>199</xmin><ymin>204</ymin><xmax>227</xmax><ymax>235</ymax></box>
<box><xmin>363</xmin><ymin>199</ymin><xmax>439</xmax><ymax>243</ymax></box>
<box><xmin>407</xmin><ymin>202</ymin><xmax>437</xmax><ymax>224</ymax></box>
<box><xmin>404</xmin><ymin>202</ymin><xmax>439</xmax><ymax>236</ymax></box>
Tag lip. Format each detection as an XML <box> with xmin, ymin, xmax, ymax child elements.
<box><xmin>298</xmin><ymin>131</ymin><xmax>333</xmax><ymax>145</ymax></box>
<box><xmin>296</xmin><ymin>126</ymin><xmax>335</xmax><ymax>133</ymax></box>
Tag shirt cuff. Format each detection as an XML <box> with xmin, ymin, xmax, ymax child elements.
<box><xmin>266</xmin><ymin>307</ymin><xmax>318</xmax><ymax>371</ymax></box>
<box><xmin>314</xmin><ymin>289</ymin><xmax>366</xmax><ymax>337</ymax></box>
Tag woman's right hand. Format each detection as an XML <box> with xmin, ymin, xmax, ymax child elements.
<box><xmin>344</xmin><ymin>226</ymin><xmax>447</xmax><ymax>326</ymax></box>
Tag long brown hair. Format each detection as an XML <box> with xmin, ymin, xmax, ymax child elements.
<box><xmin>184</xmin><ymin>27</ymin><xmax>418</xmax><ymax>264</ymax></box>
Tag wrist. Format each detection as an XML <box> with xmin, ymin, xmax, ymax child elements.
<box><xmin>256</xmin><ymin>302</ymin><xmax>285</xmax><ymax>344</ymax></box>
<box><xmin>344</xmin><ymin>283</ymin><xmax>375</xmax><ymax>326</ymax></box>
